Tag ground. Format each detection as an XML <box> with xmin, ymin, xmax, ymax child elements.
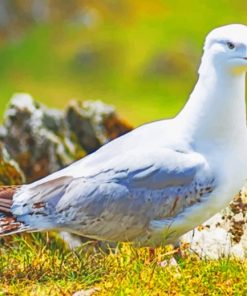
<box><xmin>0</xmin><ymin>233</ymin><xmax>247</xmax><ymax>295</ymax></box>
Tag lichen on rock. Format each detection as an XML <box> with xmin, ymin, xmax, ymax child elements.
<box><xmin>1</xmin><ymin>93</ymin><xmax>77</xmax><ymax>182</ymax></box>
<box><xmin>0</xmin><ymin>142</ymin><xmax>25</xmax><ymax>185</ymax></box>
<box><xmin>66</xmin><ymin>100</ymin><xmax>132</xmax><ymax>153</ymax></box>
<box><xmin>180</xmin><ymin>190</ymin><xmax>247</xmax><ymax>259</ymax></box>
<box><xmin>0</xmin><ymin>93</ymin><xmax>132</xmax><ymax>183</ymax></box>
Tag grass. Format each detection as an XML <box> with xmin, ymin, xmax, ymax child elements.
<box><xmin>0</xmin><ymin>233</ymin><xmax>247</xmax><ymax>295</ymax></box>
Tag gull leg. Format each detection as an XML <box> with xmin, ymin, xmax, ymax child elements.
<box><xmin>147</xmin><ymin>247</ymin><xmax>155</xmax><ymax>263</ymax></box>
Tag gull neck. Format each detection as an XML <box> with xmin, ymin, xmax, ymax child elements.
<box><xmin>177</xmin><ymin>63</ymin><xmax>246</xmax><ymax>145</ymax></box>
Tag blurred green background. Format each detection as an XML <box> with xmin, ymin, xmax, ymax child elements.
<box><xmin>0</xmin><ymin>0</ymin><xmax>246</xmax><ymax>125</ymax></box>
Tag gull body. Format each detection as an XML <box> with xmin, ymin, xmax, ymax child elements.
<box><xmin>1</xmin><ymin>24</ymin><xmax>247</xmax><ymax>247</ymax></box>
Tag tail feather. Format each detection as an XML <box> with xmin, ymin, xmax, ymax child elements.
<box><xmin>0</xmin><ymin>185</ymin><xmax>20</xmax><ymax>211</ymax></box>
<box><xmin>0</xmin><ymin>192</ymin><xmax>15</xmax><ymax>214</ymax></box>
<box><xmin>0</xmin><ymin>185</ymin><xmax>29</xmax><ymax>235</ymax></box>
<box><xmin>0</xmin><ymin>177</ymin><xmax>73</xmax><ymax>236</ymax></box>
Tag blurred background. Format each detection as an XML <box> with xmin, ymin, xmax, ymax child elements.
<box><xmin>0</xmin><ymin>0</ymin><xmax>246</xmax><ymax>125</ymax></box>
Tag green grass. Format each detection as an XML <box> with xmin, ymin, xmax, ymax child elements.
<box><xmin>0</xmin><ymin>233</ymin><xmax>247</xmax><ymax>295</ymax></box>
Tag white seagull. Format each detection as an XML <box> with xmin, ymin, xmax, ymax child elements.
<box><xmin>0</xmin><ymin>24</ymin><xmax>247</xmax><ymax>248</ymax></box>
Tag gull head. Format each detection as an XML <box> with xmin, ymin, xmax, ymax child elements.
<box><xmin>200</xmin><ymin>24</ymin><xmax>247</xmax><ymax>75</ymax></box>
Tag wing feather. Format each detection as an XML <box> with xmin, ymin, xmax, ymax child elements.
<box><xmin>12</xmin><ymin>147</ymin><xmax>216</xmax><ymax>243</ymax></box>
<box><xmin>54</xmin><ymin>148</ymin><xmax>215</xmax><ymax>240</ymax></box>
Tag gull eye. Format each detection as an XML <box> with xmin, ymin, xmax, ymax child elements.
<box><xmin>226</xmin><ymin>41</ymin><xmax>235</xmax><ymax>50</ymax></box>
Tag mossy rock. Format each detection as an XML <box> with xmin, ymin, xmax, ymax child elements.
<box><xmin>0</xmin><ymin>143</ymin><xmax>25</xmax><ymax>185</ymax></box>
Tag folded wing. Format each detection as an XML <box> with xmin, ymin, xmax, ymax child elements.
<box><xmin>9</xmin><ymin>147</ymin><xmax>215</xmax><ymax>243</ymax></box>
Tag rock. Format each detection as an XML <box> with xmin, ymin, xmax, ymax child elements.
<box><xmin>1</xmin><ymin>93</ymin><xmax>132</xmax><ymax>182</ymax></box>
<box><xmin>60</xmin><ymin>232</ymin><xmax>90</xmax><ymax>249</ymax></box>
<box><xmin>1</xmin><ymin>93</ymin><xmax>77</xmax><ymax>182</ymax></box>
<box><xmin>0</xmin><ymin>142</ymin><xmax>25</xmax><ymax>185</ymax></box>
<box><xmin>72</xmin><ymin>287</ymin><xmax>100</xmax><ymax>296</ymax></box>
<box><xmin>66</xmin><ymin>100</ymin><xmax>132</xmax><ymax>153</ymax></box>
<box><xmin>60</xmin><ymin>231</ymin><xmax>117</xmax><ymax>252</ymax></box>
<box><xmin>180</xmin><ymin>190</ymin><xmax>247</xmax><ymax>259</ymax></box>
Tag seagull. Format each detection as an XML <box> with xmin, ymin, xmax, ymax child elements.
<box><xmin>0</xmin><ymin>24</ymin><xmax>247</xmax><ymax>248</ymax></box>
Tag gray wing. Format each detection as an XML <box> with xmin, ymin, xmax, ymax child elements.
<box><xmin>12</xmin><ymin>147</ymin><xmax>215</xmax><ymax>242</ymax></box>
